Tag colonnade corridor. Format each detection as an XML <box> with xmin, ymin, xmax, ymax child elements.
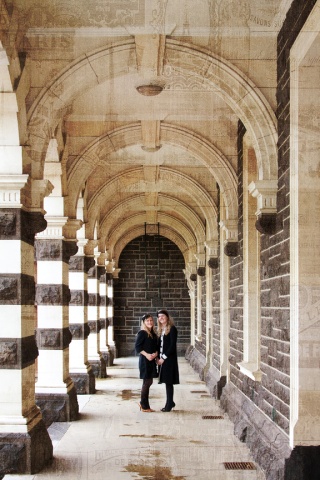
<box><xmin>4</xmin><ymin>358</ymin><xmax>265</xmax><ymax>480</ymax></box>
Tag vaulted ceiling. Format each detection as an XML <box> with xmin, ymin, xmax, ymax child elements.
<box><xmin>2</xmin><ymin>0</ymin><xmax>291</xmax><ymax>268</ymax></box>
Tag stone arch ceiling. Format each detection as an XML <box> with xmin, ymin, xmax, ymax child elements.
<box><xmin>3</xmin><ymin>0</ymin><xmax>291</xmax><ymax>260</ymax></box>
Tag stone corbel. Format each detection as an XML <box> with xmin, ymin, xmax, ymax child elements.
<box><xmin>112</xmin><ymin>268</ymin><xmax>121</xmax><ymax>279</ymax></box>
<box><xmin>84</xmin><ymin>239</ymin><xmax>98</xmax><ymax>257</ymax></box>
<box><xmin>194</xmin><ymin>244</ymin><xmax>206</xmax><ymax>276</ymax></box>
<box><xmin>21</xmin><ymin>178</ymin><xmax>54</xmax><ymax>213</ymax></box>
<box><xmin>63</xmin><ymin>218</ymin><xmax>82</xmax><ymax>240</ymax></box>
<box><xmin>106</xmin><ymin>258</ymin><xmax>115</xmax><ymax>274</ymax></box>
<box><xmin>184</xmin><ymin>261</ymin><xmax>197</xmax><ymax>284</ymax></box>
<box><xmin>248</xmin><ymin>180</ymin><xmax>277</xmax><ymax>234</ymax></box>
<box><xmin>220</xmin><ymin>220</ymin><xmax>238</xmax><ymax>257</ymax></box>
<box><xmin>205</xmin><ymin>239</ymin><xmax>219</xmax><ymax>269</ymax></box>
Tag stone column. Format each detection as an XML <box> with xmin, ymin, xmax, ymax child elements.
<box><xmin>0</xmin><ymin>190</ymin><xmax>52</xmax><ymax>473</ymax></box>
<box><xmin>107</xmin><ymin>267</ymin><xmax>119</xmax><ymax>362</ymax></box>
<box><xmin>99</xmin><ymin>268</ymin><xmax>111</xmax><ymax>372</ymax></box>
<box><xmin>87</xmin><ymin>263</ymin><xmax>105</xmax><ymax>377</ymax></box>
<box><xmin>35</xmin><ymin>232</ymin><xmax>79</xmax><ymax>426</ymax></box>
<box><xmin>69</xmin><ymin>253</ymin><xmax>96</xmax><ymax>394</ymax></box>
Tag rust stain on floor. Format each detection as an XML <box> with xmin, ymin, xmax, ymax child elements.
<box><xmin>118</xmin><ymin>389</ymin><xmax>140</xmax><ymax>400</ymax></box>
<box><xmin>124</xmin><ymin>463</ymin><xmax>186</xmax><ymax>480</ymax></box>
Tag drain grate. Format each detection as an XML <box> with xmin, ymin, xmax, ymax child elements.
<box><xmin>190</xmin><ymin>390</ymin><xmax>208</xmax><ymax>393</ymax></box>
<box><xmin>202</xmin><ymin>415</ymin><xmax>224</xmax><ymax>419</ymax></box>
<box><xmin>223</xmin><ymin>462</ymin><xmax>256</xmax><ymax>470</ymax></box>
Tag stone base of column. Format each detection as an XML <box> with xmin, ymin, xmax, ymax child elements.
<box><xmin>70</xmin><ymin>371</ymin><xmax>96</xmax><ymax>394</ymax></box>
<box><xmin>100</xmin><ymin>351</ymin><xmax>110</xmax><ymax>377</ymax></box>
<box><xmin>36</xmin><ymin>385</ymin><xmax>79</xmax><ymax>427</ymax></box>
<box><xmin>204</xmin><ymin>365</ymin><xmax>226</xmax><ymax>400</ymax></box>
<box><xmin>88</xmin><ymin>356</ymin><xmax>106</xmax><ymax>378</ymax></box>
<box><xmin>187</xmin><ymin>346</ymin><xmax>206</xmax><ymax>380</ymax></box>
<box><xmin>0</xmin><ymin>420</ymin><xmax>53</xmax><ymax>475</ymax></box>
<box><xmin>108</xmin><ymin>345</ymin><xmax>116</xmax><ymax>365</ymax></box>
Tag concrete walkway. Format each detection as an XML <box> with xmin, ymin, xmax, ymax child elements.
<box><xmin>5</xmin><ymin>357</ymin><xmax>266</xmax><ymax>480</ymax></box>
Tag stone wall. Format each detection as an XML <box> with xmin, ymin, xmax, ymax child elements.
<box><xmin>221</xmin><ymin>2</ymin><xmax>319</xmax><ymax>480</ymax></box>
<box><xmin>113</xmin><ymin>235</ymin><xmax>190</xmax><ymax>357</ymax></box>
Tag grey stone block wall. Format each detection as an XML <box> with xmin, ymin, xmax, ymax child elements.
<box><xmin>113</xmin><ymin>235</ymin><xmax>190</xmax><ymax>356</ymax></box>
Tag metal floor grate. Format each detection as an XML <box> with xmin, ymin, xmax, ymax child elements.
<box><xmin>223</xmin><ymin>462</ymin><xmax>256</xmax><ymax>470</ymax></box>
<box><xmin>202</xmin><ymin>415</ymin><xmax>224</xmax><ymax>419</ymax></box>
<box><xmin>190</xmin><ymin>390</ymin><xmax>208</xmax><ymax>393</ymax></box>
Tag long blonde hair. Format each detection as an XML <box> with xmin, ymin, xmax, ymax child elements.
<box><xmin>140</xmin><ymin>313</ymin><xmax>156</xmax><ymax>338</ymax></box>
<box><xmin>156</xmin><ymin>309</ymin><xmax>174</xmax><ymax>335</ymax></box>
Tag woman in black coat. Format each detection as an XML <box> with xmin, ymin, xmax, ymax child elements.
<box><xmin>156</xmin><ymin>309</ymin><xmax>179</xmax><ymax>412</ymax></box>
<box><xmin>135</xmin><ymin>313</ymin><xmax>158</xmax><ymax>412</ymax></box>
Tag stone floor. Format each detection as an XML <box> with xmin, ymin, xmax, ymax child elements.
<box><xmin>5</xmin><ymin>357</ymin><xmax>266</xmax><ymax>480</ymax></box>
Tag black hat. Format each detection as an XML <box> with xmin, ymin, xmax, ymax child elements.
<box><xmin>157</xmin><ymin>309</ymin><xmax>169</xmax><ymax>317</ymax></box>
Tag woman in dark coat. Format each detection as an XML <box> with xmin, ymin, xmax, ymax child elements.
<box><xmin>156</xmin><ymin>309</ymin><xmax>179</xmax><ymax>412</ymax></box>
<box><xmin>135</xmin><ymin>313</ymin><xmax>158</xmax><ymax>412</ymax></box>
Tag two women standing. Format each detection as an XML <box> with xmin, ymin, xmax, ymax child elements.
<box><xmin>135</xmin><ymin>309</ymin><xmax>179</xmax><ymax>412</ymax></box>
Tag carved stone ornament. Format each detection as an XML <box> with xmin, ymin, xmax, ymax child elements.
<box><xmin>190</xmin><ymin>273</ymin><xmax>197</xmax><ymax>282</ymax></box>
<box><xmin>224</xmin><ymin>241</ymin><xmax>239</xmax><ymax>257</ymax></box>
<box><xmin>255</xmin><ymin>213</ymin><xmax>277</xmax><ymax>235</ymax></box>
<box><xmin>208</xmin><ymin>257</ymin><xmax>219</xmax><ymax>269</ymax></box>
<box><xmin>197</xmin><ymin>267</ymin><xmax>206</xmax><ymax>277</ymax></box>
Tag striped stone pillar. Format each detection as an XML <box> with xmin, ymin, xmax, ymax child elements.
<box><xmin>35</xmin><ymin>233</ymin><xmax>79</xmax><ymax>426</ymax></box>
<box><xmin>107</xmin><ymin>267</ymin><xmax>119</xmax><ymax>362</ymax></box>
<box><xmin>99</xmin><ymin>269</ymin><xmax>110</xmax><ymax>371</ymax></box>
<box><xmin>87</xmin><ymin>263</ymin><xmax>106</xmax><ymax>377</ymax></box>
<box><xmin>69</xmin><ymin>253</ymin><xmax>96</xmax><ymax>394</ymax></box>
<box><xmin>0</xmin><ymin>202</ymin><xmax>53</xmax><ymax>474</ymax></box>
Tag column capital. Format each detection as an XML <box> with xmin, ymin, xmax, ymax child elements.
<box><xmin>249</xmin><ymin>180</ymin><xmax>277</xmax><ymax>234</ymax></box>
<box><xmin>219</xmin><ymin>219</ymin><xmax>238</xmax><ymax>257</ymax></box>
<box><xmin>0</xmin><ymin>174</ymin><xmax>29</xmax><ymax>208</ymax></box>
<box><xmin>36</xmin><ymin>216</ymin><xmax>68</xmax><ymax>239</ymax></box>
<box><xmin>63</xmin><ymin>218</ymin><xmax>82</xmax><ymax>240</ymax></box>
